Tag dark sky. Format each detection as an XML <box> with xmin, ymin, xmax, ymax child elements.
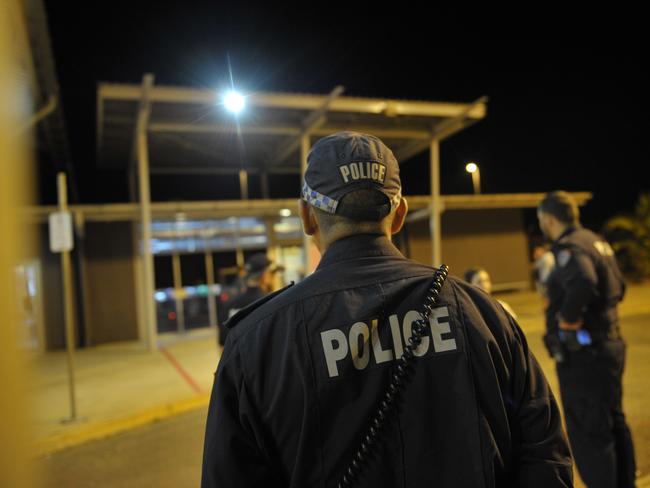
<box><xmin>41</xmin><ymin>2</ymin><xmax>649</xmax><ymax>230</ymax></box>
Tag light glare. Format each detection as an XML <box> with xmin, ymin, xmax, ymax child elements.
<box><xmin>223</xmin><ymin>91</ymin><xmax>245</xmax><ymax>114</ymax></box>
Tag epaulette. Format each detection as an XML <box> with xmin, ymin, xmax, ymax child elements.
<box><xmin>224</xmin><ymin>282</ymin><xmax>295</xmax><ymax>329</ymax></box>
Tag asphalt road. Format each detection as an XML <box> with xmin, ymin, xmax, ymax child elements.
<box><xmin>37</xmin><ymin>289</ymin><xmax>650</xmax><ymax>488</ymax></box>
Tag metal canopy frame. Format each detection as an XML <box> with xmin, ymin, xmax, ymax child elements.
<box><xmin>95</xmin><ymin>74</ymin><xmax>489</xmax><ymax>348</ymax></box>
<box><xmin>26</xmin><ymin>193</ymin><xmax>594</xmax><ymax>223</ymax></box>
<box><xmin>97</xmin><ymin>79</ymin><xmax>487</xmax><ymax>172</ymax></box>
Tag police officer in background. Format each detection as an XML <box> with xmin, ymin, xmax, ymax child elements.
<box><xmin>202</xmin><ymin>132</ymin><xmax>572</xmax><ymax>487</ymax></box>
<box><xmin>217</xmin><ymin>253</ymin><xmax>282</xmax><ymax>346</ymax></box>
<box><xmin>538</xmin><ymin>191</ymin><xmax>636</xmax><ymax>488</ymax></box>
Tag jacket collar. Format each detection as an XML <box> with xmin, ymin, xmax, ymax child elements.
<box><xmin>316</xmin><ymin>233</ymin><xmax>404</xmax><ymax>270</ymax></box>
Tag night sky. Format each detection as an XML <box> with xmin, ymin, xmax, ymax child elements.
<box><xmin>41</xmin><ymin>3</ymin><xmax>649</xmax><ymax>230</ymax></box>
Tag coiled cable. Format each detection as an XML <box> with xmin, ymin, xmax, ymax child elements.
<box><xmin>338</xmin><ymin>264</ymin><xmax>449</xmax><ymax>488</ymax></box>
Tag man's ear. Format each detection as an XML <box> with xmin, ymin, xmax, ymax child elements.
<box><xmin>390</xmin><ymin>197</ymin><xmax>408</xmax><ymax>235</ymax></box>
<box><xmin>299</xmin><ymin>199</ymin><xmax>318</xmax><ymax>236</ymax></box>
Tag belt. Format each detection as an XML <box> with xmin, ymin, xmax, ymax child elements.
<box><xmin>588</xmin><ymin>326</ymin><xmax>622</xmax><ymax>345</ymax></box>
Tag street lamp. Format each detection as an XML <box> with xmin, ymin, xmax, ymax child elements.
<box><xmin>223</xmin><ymin>90</ymin><xmax>245</xmax><ymax>114</ymax></box>
<box><xmin>465</xmin><ymin>162</ymin><xmax>481</xmax><ymax>194</ymax></box>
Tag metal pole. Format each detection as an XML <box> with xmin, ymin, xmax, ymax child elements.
<box><xmin>429</xmin><ymin>139</ymin><xmax>442</xmax><ymax>266</ymax></box>
<box><xmin>204</xmin><ymin>250</ymin><xmax>217</xmax><ymax>328</ymax></box>
<box><xmin>235</xmin><ymin>248</ymin><xmax>245</xmax><ymax>270</ymax></box>
<box><xmin>265</xmin><ymin>217</ymin><xmax>281</xmax><ymax>290</ymax></box>
<box><xmin>300</xmin><ymin>134</ymin><xmax>311</xmax><ymax>276</ymax></box>
<box><xmin>137</xmin><ymin>75</ymin><xmax>157</xmax><ymax>351</ymax></box>
<box><xmin>131</xmin><ymin>224</ymin><xmax>147</xmax><ymax>346</ymax></box>
<box><xmin>171</xmin><ymin>253</ymin><xmax>185</xmax><ymax>333</ymax></box>
<box><xmin>472</xmin><ymin>169</ymin><xmax>481</xmax><ymax>195</ymax></box>
<box><xmin>239</xmin><ymin>169</ymin><xmax>249</xmax><ymax>200</ymax></box>
<box><xmin>57</xmin><ymin>173</ymin><xmax>77</xmax><ymax>420</ymax></box>
<box><xmin>234</xmin><ymin>218</ymin><xmax>245</xmax><ymax>276</ymax></box>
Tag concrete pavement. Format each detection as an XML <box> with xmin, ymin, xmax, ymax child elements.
<box><xmin>28</xmin><ymin>328</ymin><xmax>220</xmax><ymax>456</ymax></box>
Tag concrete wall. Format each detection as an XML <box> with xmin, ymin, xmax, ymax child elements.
<box><xmin>84</xmin><ymin>222</ymin><xmax>138</xmax><ymax>344</ymax></box>
<box><xmin>39</xmin><ymin>208</ymin><xmax>531</xmax><ymax>348</ymax></box>
<box><xmin>408</xmin><ymin>208</ymin><xmax>531</xmax><ymax>290</ymax></box>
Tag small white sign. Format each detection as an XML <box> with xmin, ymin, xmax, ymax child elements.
<box><xmin>49</xmin><ymin>212</ymin><xmax>74</xmax><ymax>253</ymax></box>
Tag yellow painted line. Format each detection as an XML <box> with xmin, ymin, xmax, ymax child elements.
<box><xmin>33</xmin><ymin>393</ymin><xmax>210</xmax><ymax>457</ymax></box>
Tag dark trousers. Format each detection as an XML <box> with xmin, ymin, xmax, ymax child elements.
<box><xmin>557</xmin><ymin>339</ymin><xmax>636</xmax><ymax>488</ymax></box>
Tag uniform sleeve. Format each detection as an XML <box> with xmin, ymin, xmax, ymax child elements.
<box><xmin>557</xmin><ymin>248</ymin><xmax>598</xmax><ymax>323</ymax></box>
<box><xmin>201</xmin><ymin>344</ymin><xmax>276</xmax><ymax>488</ymax></box>
<box><xmin>508</xmin><ymin>314</ymin><xmax>574</xmax><ymax>487</ymax></box>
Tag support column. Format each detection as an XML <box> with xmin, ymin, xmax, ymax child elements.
<box><xmin>137</xmin><ymin>73</ymin><xmax>157</xmax><ymax>350</ymax></box>
<box><xmin>239</xmin><ymin>169</ymin><xmax>249</xmax><ymax>200</ymax></box>
<box><xmin>132</xmin><ymin>224</ymin><xmax>147</xmax><ymax>345</ymax></box>
<box><xmin>204</xmin><ymin>250</ymin><xmax>217</xmax><ymax>328</ymax></box>
<box><xmin>57</xmin><ymin>173</ymin><xmax>78</xmax><ymax>420</ymax></box>
<box><xmin>171</xmin><ymin>253</ymin><xmax>185</xmax><ymax>333</ymax></box>
<box><xmin>265</xmin><ymin>217</ymin><xmax>282</xmax><ymax>290</ymax></box>
<box><xmin>300</xmin><ymin>135</ymin><xmax>312</xmax><ymax>277</ymax></box>
<box><xmin>234</xmin><ymin>218</ymin><xmax>245</xmax><ymax>272</ymax></box>
<box><xmin>429</xmin><ymin>138</ymin><xmax>442</xmax><ymax>266</ymax></box>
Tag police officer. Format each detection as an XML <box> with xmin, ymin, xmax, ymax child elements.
<box><xmin>538</xmin><ymin>191</ymin><xmax>636</xmax><ymax>488</ymax></box>
<box><xmin>463</xmin><ymin>266</ymin><xmax>518</xmax><ymax>319</ymax></box>
<box><xmin>202</xmin><ymin>132</ymin><xmax>572</xmax><ymax>487</ymax></box>
<box><xmin>217</xmin><ymin>253</ymin><xmax>282</xmax><ymax>346</ymax></box>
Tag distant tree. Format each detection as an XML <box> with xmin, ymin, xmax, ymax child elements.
<box><xmin>602</xmin><ymin>193</ymin><xmax>650</xmax><ymax>281</ymax></box>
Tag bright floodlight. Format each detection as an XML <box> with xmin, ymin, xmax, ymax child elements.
<box><xmin>279</xmin><ymin>208</ymin><xmax>292</xmax><ymax>217</ymax></box>
<box><xmin>223</xmin><ymin>90</ymin><xmax>245</xmax><ymax>114</ymax></box>
<box><xmin>465</xmin><ymin>162</ymin><xmax>478</xmax><ymax>173</ymax></box>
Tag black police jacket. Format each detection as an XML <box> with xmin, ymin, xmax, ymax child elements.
<box><xmin>202</xmin><ymin>234</ymin><xmax>572</xmax><ymax>488</ymax></box>
<box><xmin>546</xmin><ymin>226</ymin><xmax>625</xmax><ymax>340</ymax></box>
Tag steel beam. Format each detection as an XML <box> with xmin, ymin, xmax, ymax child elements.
<box><xmin>24</xmin><ymin>192</ymin><xmax>594</xmax><ymax>223</ymax></box>
<box><xmin>395</xmin><ymin>96</ymin><xmax>489</xmax><ymax>162</ymax></box>
<box><xmin>147</xmin><ymin>121</ymin><xmax>433</xmax><ymax>140</ymax></box>
<box><xmin>270</xmin><ymin>85</ymin><xmax>344</xmax><ymax>166</ymax></box>
<box><xmin>100</xmin><ymin>83</ymin><xmax>488</xmax><ymax>119</ymax></box>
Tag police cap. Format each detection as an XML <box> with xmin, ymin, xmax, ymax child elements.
<box><xmin>301</xmin><ymin>131</ymin><xmax>402</xmax><ymax>221</ymax></box>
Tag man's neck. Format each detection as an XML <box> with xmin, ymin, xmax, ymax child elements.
<box><xmin>319</xmin><ymin>228</ymin><xmax>390</xmax><ymax>254</ymax></box>
<box><xmin>552</xmin><ymin>223</ymin><xmax>571</xmax><ymax>241</ymax></box>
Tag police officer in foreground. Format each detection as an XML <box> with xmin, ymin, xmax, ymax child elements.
<box><xmin>202</xmin><ymin>132</ymin><xmax>572</xmax><ymax>487</ymax></box>
<box><xmin>538</xmin><ymin>191</ymin><xmax>636</xmax><ymax>488</ymax></box>
<box><xmin>217</xmin><ymin>253</ymin><xmax>282</xmax><ymax>346</ymax></box>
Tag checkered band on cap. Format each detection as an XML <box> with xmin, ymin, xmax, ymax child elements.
<box><xmin>301</xmin><ymin>181</ymin><xmax>339</xmax><ymax>214</ymax></box>
<box><xmin>302</xmin><ymin>181</ymin><xmax>402</xmax><ymax>216</ymax></box>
